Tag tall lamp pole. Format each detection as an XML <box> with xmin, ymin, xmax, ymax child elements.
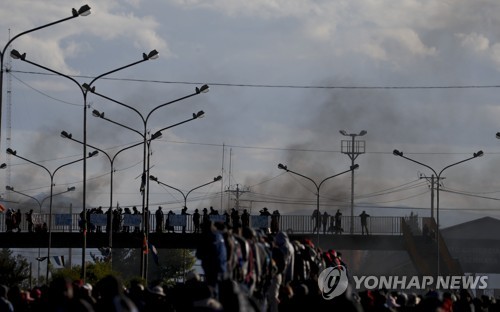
<box><xmin>6</xmin><ymin>185</ymin><xmax>75</xmax><ymax>283</ymax></box>
<box><xmin>6</xmin><ymin>147</ymin><xmax>98</xmax><ymax>281</ymax></box>
<box><xmin>10</xmin><ymin>48</ymin><xmax>159</xmax><ymax>281</ymax></box>
<box><xmin>0</xmin><ymin>4</ymin><xmax>91</xmax><ymax>153</ymax></box>
<box><xmin>91</xmin><ymin>108</ymin><xmax>206</xmax><ymax>278</ymax></box>
<box><xmin>340</xmin><ymin>130</ymin><xmax>367</xmax><ymax>234</ymax></box>
<box><xmin>90</xmin><ymin>86</ymin><xmax>208</xmax><ymax>280</ymax></box>
<box><xmin>277</xmin><ymin>163</ymin><xmax>359</xmax><ymax>246</ymax></box>
<box><xmin>393</xmin><ymin>149</ymin><xmax>483</xmax><ymax>277</ymax></box>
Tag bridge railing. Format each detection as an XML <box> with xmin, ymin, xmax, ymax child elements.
<box><xmin>0</xmin><ymin>213</ymin><xmax>417</xmax><ymax>235</ymax></box>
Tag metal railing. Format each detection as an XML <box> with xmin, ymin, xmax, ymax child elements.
<box><xmin>0</xmin><ymin>213</ymin><xmax>415</xmax><ymax>235</ymax></box>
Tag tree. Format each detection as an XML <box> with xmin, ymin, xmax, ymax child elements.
<box><xmin>0</xmin><ymin>249</ymin><xmax>30</xmax><ymax>287</ymax></box>
<box><xmin>51</xmin><ymin>261</ymin><xmax>119</xmax><ymax>285</ymax></box>
<box><xmin>111</xmin><ymin>248</ymin><xmax>196</xmax><ymax>285</ymax></box>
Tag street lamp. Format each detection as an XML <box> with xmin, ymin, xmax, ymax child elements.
<box><xmin>11</xmin><ymin>48</ymin><xmax>158</xmax><ymax>281</ymax></box>
<box><xmin>89</xmin><ymin>87</ymin><xmax>208</xmax><ymax>279</ymax></box>
<box><xmin>61</xmin><ymin>117</ymin><xmax>193</xmax><ymax>264</ymax></box>
<box><xmin>5</xmin><ymin>185</ymin><xmax>75</xmax><ymax>283</ymax></box>
<box><xmin>340</xmin><ymin>130</ymin><xmax>367</xmax><ymax>234</ymax></box>
<box><xmin>6</xmin><ymin>147</ymin><xmax>98</xmax><ymax>281</ymax></box>
<box><xmin>149</xmin><ymin>175</ymin><xmax>222</xmax><ymax>211</ymax></box>
<box><xmin>0</xmin><ymin>4</ymin><xmax>91</xmax><ymax>154</ymax></box>
<box><xmin>393</xmin><ymin>148</ymin><xmax>483</xmax><ymax>277</ymax></box>
<box><xmin>277</xmin><ymin>163</ymin><xmax>359</xmax><ymax>246</ymax></box>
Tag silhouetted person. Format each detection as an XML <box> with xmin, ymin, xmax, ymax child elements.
<box><xmin>155</xmin><ymin>206</ymin><xmax>164</xmax><ymax>233</ymax></box>
<box><xmin>311</xmin><ymin>210</ymin><xmax>320</xmax><ymax>234</ymax></box>
<box><xmin>165</xmin><ymin>211</ymin><xmax>175</xmax><ymax>233</ymax></box>
<box><xmin>193</xmin><ymin>209</ymin><xmax>201</xmax><ymax>233</ymax></box>
<box><xmin>26</xmin><ymin>209</ymin><xmax>34</xmax><ymax>233</ymax></box>
<box><xmin>241</xmin><ymin>209</ymin><xmax>250</xmax><ymax>228</ymax></box>
<box><xmin>96</xmin><ymin>206</ymin><xmax>104</xmax><ymax>233</ymax></box>
<box><xmin>132</xmin><ymin>206</ymin><xmax>140</xmax><ymax>233</ymax></box>
<box><xmin>271</xmin><ymin>210</ymin><xmax>280</xmax><ymax>234</ymax></box>
<box><xmin>321</xmin><ymin>211</ymin><xmax>329</xmax><ymax>234</ymax></box>
<box><xmin>231</xmin><ymin>208</ymin><xmax>240</xmax><ymax>232</ymax></box>
<box><xmin>334</xmin><ymin>209</ymin><xmax>343</xmax><ymax>234</ymax></box>
<box><xmin>359</xmin><ymin>211</ymin><xmax>370</xmax><ymax>235</ymax></box>
<box><xmin>181</xmin><ymin>207</ymin><xmax>189</xmax><ymax>233</ymax></box>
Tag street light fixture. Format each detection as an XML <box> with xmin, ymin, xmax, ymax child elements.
<box><xmin>60</xmin><ymin>128</ymin><xmax>166</xmax><ymax>267</ymax></box>
<box><xmin>6</xmin><ymin>185</ymin><xmax>75</xmax><ymax>282</ymax></box>
<box><xmin>89</xmin><ymin>86</ymin><xmax>208</xmax><ymax>279</ymax></box>
<box><xmin>0</xmin><ymin>5</ymin><xmax>91</xmax><ymax>154</ymax></box>
<box><xmin>340</xmin><ymin>129</ymin><xmax>367</xmax><ymax>234</ymax></box>
<box><xmin>6</xmin><ymin>147</ymin><xmax>98</xmax><ymax>281</ymax></box>
<box><xmin>277</xmin><ymin>163</ymin><xmax>359</xmax><ymax>246</ymax></box>
<box><xmin>11</xmin><ymin>48</ymin><xmax>158</xmax><ymax>282</ymax></box>
<box><xmin>91</xmin><ymin>109</ymin><xmax>207</xmax><ymax>278</ymax></box>
<box><xmin>393</xmin><ymin>148</ymin><xmax>483</xmax><ymax>277</ymax></box>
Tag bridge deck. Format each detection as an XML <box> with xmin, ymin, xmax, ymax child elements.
<box><xmin>0</xmin><ymin>232</ymin><xmax>408</xmax><ymax>251</ymax></box>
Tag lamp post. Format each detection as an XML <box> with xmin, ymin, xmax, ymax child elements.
<box><xmin>60</xmin><ymin>131</ymin><xmax>148</xmax><ymax>267</ymax></box>
<box><xmin>5</xmin><ymin>185</ymin><xmax>75</xmax><ymax>283</ymax></box>
<box><xmin>149</xmin><ymin>175</ymin><xmax>222</xmax><ymax>211</ymax></box>
<box><xmin>0</xmin><ymin>4</ymin><xmax>91</xmax><ymax>153</ymax></box>
<box><xmin>6</xmin><ymin>147</ymin><xmax>98</xmax><ymax>281</ymax></box>
<box><xmin>340</xmin><ymin>130</ymin><xmax>367</xmax><ymax>234</ymax></box>
<box><xmin>91</xmin><ymin>108</ymin><xmax>206</xmax><ymax>278</ymax></box>
<box><xmin>277</xmin><ymin>163</ymin><xmax>359</xmax><ymax>246</ymax></box>
<box><xmin>393</xmin><ymin>149</ymin><xmax>483</xmax><ymax>277</ymax></box>
<box><xmin>10</xmin><ymin>48</ymin><xmax>159</xmax><ymax>281</ymax></box>
<box><xmin>60</xmin><ymin>113</ymin><xmax>199</xmax><ymax>267</ymax></box>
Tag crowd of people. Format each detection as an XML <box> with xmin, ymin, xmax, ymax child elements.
<box><xmin>1</xmin><ymin>216</ymin><xmax>499</xmax><ymax>311</ymax></box>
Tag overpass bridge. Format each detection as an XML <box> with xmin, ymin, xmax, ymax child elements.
<box><xmin>0</xmin><ymin>213</ymin><xmax>460</xmax><ymax>275</ymax></box>
<box><xmin>0</xmin><ymin>213</ymin><xmax>413</xmax><ymax>251</ymax></box>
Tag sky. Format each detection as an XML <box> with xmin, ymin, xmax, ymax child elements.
<box><xmin>1</xmin><ymin>0</ymin><xmax>500</xmax><ymax>232</ymax></box>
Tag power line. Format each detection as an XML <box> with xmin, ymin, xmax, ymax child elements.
<box><xmin>12</xmin><ymin>70</ymin><xmax>500</xmax><ymax>90</ymax></box>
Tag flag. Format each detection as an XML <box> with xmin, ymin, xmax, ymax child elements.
<box><xmin>53</xmin><ymin>256</ymin><xmax>65</xmax><ymax>267</ymax></box>
<box><xmin>142</xmin><ymin>234</ymin><xmax>148</xmax><ymax>255</ymax></box>
<box><xmin>140</xmin><ymin>173</ymin><xmax>146</xmax><ymax>195</ymax></box>
<box><xmin>148</xmin><ymin>242</ymin><xmax>159</xmax><ymax>266</ymax></box>
<box><xmin>36</xmin><ymin>257</ymin><xmax>48</xmax><ymax>262</ymax></box>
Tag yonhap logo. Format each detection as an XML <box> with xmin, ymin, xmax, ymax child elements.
<box><xmin>318</xmin><ymin>265</ymin><xmax>349</xmax><ymax>300</ymax></box>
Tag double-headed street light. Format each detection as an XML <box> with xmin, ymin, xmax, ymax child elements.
<box><xmin>89</xmin><ymin>85</ymin><xmax>208</xmax><ymax>219</ymax></box>
<box><xmin>0</xmin><ymin>4</ymin><xmax>91</xmax><ymax>153</ymax></box>
<box><xmin>60</xmin><ymin>113</ymin><xmax>200</xmax><ymax>267</ymax></box>
<box><xmin>6</xmin><ymin>147</ymin><xmax>98</xmax><ymax>281</ymax></box>
<box><xmin>340</xmin><ymin>130</ymin><xmax>367</xmax><ymax>234</ymax></box>
<box><xmin>149</xmin><ymin>175</ymin><xmax>222</xmax><ymax>212</ymax></box>
<box><xmin>10</xmin><ymin>48</ymin><xmax>159</xmax><ymax>281</ymax></box>
<box><xmin>91</xmin><ymin>108</ymin><xmax>206</xmax><ymax>278</ymax></box>
<box><xmin>5</xmin><ymin>185</ymin><xmax>75</xmax><ymax>283</ymax></box>
<box><xmin>61</xmin><ymin>131</ymin><xmax>151</xmax><ymax>267</ymax></box>
<box><xmin>278</xmin><ymin>163</ymin><xmax>359</xmax><ymax>246</ymax></box>
<box><xmin>393</xmin><ymin>148</ymin><xmax>483</xmax><ymax>277</ymax></box>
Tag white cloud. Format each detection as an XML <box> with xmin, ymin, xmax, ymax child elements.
<box><xmin>457</xmin><ymin>32</ymin><xmax>490</xmax><ymax>52</ymax></box>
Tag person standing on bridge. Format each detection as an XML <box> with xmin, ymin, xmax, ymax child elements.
<box><xmin>322</xmin><ymin>211</ymin><xmax>329</xmax><ymax>234</ymax></box>
<box><xmin>181</xmin><ymin>206</ymin><xmax>190</xmax><ymax>234</ymax></box>
<box><xmin>359</xmin><ymin>210</ymin><xmax>370</xmax><ymax>235</ymax></box>
<box><xmin>26</xmin><ymin>209</ymin><xmax>34</xmax><ymax>233</ymax></box>
<box><xmin>155</xmin><ymin>206</ymin><xmax>164</xmax><ymax>233</ymax></box>
<box><xmin>311</xmin><ymin>209</ymin><xmax>320</xmax><ymax>234</ymax></box>
<box><xmin>334</xmin><ymin>209</ymin><xmax>343</xmax><ymax>235</ymax></box>
<box><xmin>193</xmin><ymin>209</ymin><xmax>201</xmax><ymax>233</ymax></box>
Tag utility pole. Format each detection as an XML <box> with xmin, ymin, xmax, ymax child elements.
<box><xmin>340</xmin><ymin>130</ymin><xmax>367</xmax><ymax>234</ymax></box>
<box><xmin>419</xmin><ymin>174</ymin><xmax>437</xmax><ymax>219</ymax></box>
<box><xmin>225</xmin><ymin>184</ymin><xmax>249</xmax><ymax>211</ymax></box>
